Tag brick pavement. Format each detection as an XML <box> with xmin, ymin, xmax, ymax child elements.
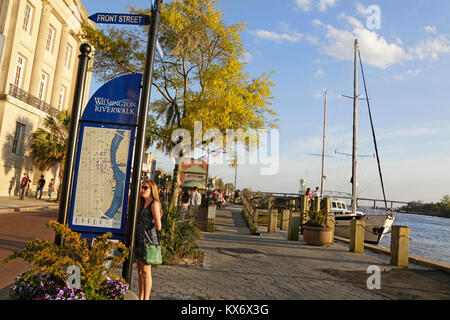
<box><xmin>2</xmin><ymin>204</ymin><xmax>448</xmax><ymax>300</ymax></box>
<box><xmin>142</xmin><ymin>205</ymin><xmax>402</xmax><ymax>300</ymax></box>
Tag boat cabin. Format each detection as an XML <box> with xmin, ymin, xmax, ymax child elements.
<box><xmin>331</xmin><ymin>200</ymin><xmax>350</xmax><ymax>215</ymax></box>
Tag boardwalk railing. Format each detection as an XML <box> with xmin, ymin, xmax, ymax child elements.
<box><xmin>242</xmin><ymin>192</ymin><xmax>260</xmax><ymax>235</ymax></box>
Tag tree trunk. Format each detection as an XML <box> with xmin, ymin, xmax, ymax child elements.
<box><xmin>169</xmin><ymin>163</ymin><xmax>181</xmax><ymax>210</ymax></box>
<box><xmin>56</xmin><ymin>161</ymin><xmax>64</xmax><ymax>201</ymax></box>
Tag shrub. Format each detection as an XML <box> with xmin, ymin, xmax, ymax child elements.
<box><xmin>305</xmin><ymin>199</ymin><xmax>329</xmax><ymax>228</ymax></box>
<box><xmin>3</xmin><ymin>220</ymin><xmax>129</xmax><ymax>300</ymax></box>
<box><xmin>160</xmin><ymin>203</ymin><xmax>203</xmax><ymax>265</ymax></box>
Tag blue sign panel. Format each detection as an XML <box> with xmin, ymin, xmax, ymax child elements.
<box><xmin>82</xmin><ymin>73</ymin><xmax>142</xmax><ymax>125</ymax></box>
<box><xmin>88</xmin><ymin>13</ymin><xmax>150</xmax><ymax>25</ymax></box>
<box><xmin>68</xmin><ymin>74</ymin><xmax>142</xmax><ymax>240</ymax></box>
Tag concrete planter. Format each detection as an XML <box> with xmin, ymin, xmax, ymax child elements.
<box><xmin>303</xmin><ymin>226</ymin><xmax>333</xmax><ymax>247</ymax></box>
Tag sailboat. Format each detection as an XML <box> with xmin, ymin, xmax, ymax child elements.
<box><xmin>328</xmin><ymin>39</ymin><xmax>395</xmax><ymax>244</ymax></box>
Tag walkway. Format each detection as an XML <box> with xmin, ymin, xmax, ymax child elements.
<box><xmin>141</xmin><ymin>205</ymin><xmax>450</xmax><ymax>300</ymax></box>
<box><xmin>0</xmin><ymin>196</ymin><xmax>59</xmax><ymax>214</ymax></box>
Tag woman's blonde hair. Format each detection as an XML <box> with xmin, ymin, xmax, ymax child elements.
<box><xmin>138</xmin><ymin>179</ymin><xmax>161</xmax><ymax>212</ymax></box>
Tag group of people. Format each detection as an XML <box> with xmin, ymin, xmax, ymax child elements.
<box><xmin>305</xmin><ymin>186</ymin><xmax>321</xmax><ymax>200</ymax></box>
<box><xmin>179</xmin><ymin>187</ymin><xmax>202</xmax><ymax>213</ymax></box>
<box><xmin>210</xmin><ymin>189</ymin><xmax>230</xmax><ymax>207</ymax></box>
<box><xmin>18</xmin><ymin>173</ymin><xmax>55</xmax><ymax>200</ymax></box>
<box><xmin>209</xmin><ymin>189</ymin><xmax>242</xmax><ymax>207</ymax></box>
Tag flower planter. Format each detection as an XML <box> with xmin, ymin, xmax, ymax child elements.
<box><xmin>303</xmin><ymin>226</ymin><xmax>333</xmax><ymax>247</ymax></box>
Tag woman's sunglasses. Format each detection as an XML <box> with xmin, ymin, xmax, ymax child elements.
<box><xmin>140</xmin><ymin>185</ymin><xmax>150</xmax><ymax>191</ymax></box>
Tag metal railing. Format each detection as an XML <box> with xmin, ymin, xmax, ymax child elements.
<box><xmin>8</xmin><ymin>83</ymin><xmax>61</xmax><ymax>118</ymax></box>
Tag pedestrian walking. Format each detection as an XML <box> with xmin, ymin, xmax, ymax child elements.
<box><xmin>48</xmin><ymin>178</ymin><xmax>55</xmax><ymax>200</ymax></box>
<box><xmin>19</xmin><ymin>173</ymin><xmax>31</xmax><ymax>200</ymax></box>
<box><xmin>35</xmin><ymin>175</ymin><xmax>46</xmax><ymax>200</ymax></box>
<box><xmin>189</xmin><ymin>187</ymin><xmax>201</xmax><ymax>207</ymax></box>
<box><xmin>181</xmin><ymin>189</ymin><xmax>190</xmax><ymax>214</ymax></box>
<box><xmin>135</xmin><ymin>179</ymin><xmax>162</xmax><ymax>300</ymax></box>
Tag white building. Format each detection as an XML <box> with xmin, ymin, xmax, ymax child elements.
<box><xmin>0</xmin><ymin>0</ymin><xmax>94</xmax><ymax>196</ymax></box>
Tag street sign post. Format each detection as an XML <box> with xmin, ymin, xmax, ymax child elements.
<box><xmin>85</xmin><ymin>0</ymin><xmax>163</xmax><ymax>283</ymax></box>
<box><xmin>88</xmin><ymin>11</ymin><xmax>164</xmax><ymax>60</ymax></box>
<box><xmin>88</xmin><ymin>13</ymin><xmax>150</xmax><ymax>25</ymax></box>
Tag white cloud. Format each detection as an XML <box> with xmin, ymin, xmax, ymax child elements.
<box><xmin>315</xmin><ymin>68</ymin><xmax>325</xmax><ymax>77</ymax></box>
<box><xmin>356</xmin><ymin>2</ymin><xmax>368</xmax><ymax>16</ymax></box>
<box><xmin>312</xmin><ymin>19</ymin><xmax>323</xmax><ymax>26</ymax></box>
<box><xmin>296</xmin><ymin>0</ymin><xmax>337</xmax><ymax>12</ymax></box>
<box><xmin>254</xmin><ymin>30</ymin><xmax>303</xmax><ymax>43</ymax></box>
<box><xmin>392</xmin><ymin>69</ymin><xmax>422</xmax><ymax>80</ymax></box>
<box><xmin>318</xmin><ymin>0</ymin><xmax>337</xmax><ymax>12</ymax></box>
<box><xmin>312</xmin><ymin>16</ymin><xmax>407</xmax><ymax>69</ymax></box>
<box><xmin>424</xmin><ymin>25</ymin><xmax>437</xmax><ymax>34</ymax></box>
<box><xmin>295</xmin><ymin>0</ymin><xmax>312</xmax><ymax>11</ymax></box>
<box><xmin>412</xmin><ymin>34</ymin><xmax>450</xmax><ymax>60</ymax></box>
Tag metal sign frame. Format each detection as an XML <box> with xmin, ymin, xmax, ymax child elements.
<box><xmin>67</xmin><ymin>73</ymin><xmax>143</xmax><ymax>241</ymax></box>
<box><xmin>68</xmin><ymin>122</ymin><xmax>136</xmax><ymax>240</ymax></box>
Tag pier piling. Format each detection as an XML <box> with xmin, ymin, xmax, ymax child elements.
<box><xmin>390</xmin><ymin>226</ymin><xmax>410</xmax><ymax>267</ymax></box>
<box><xmin>288</xmin><ymin>211</ymin><xmax>300</xmax><ymax>241</ymax></box>
<box><xmin>281</xmin><ymin>209</ymin><xmax>290</xmax><ymax>231</ymax></box>
<box><xmin>350</xmin><ymin>219</ymin><xmax>365</xmax><ymax>253</ymax></box>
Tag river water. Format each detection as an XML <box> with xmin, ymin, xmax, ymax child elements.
<box><xmin>372</xmin><ymin>211</ymin><xmax>450</xmax><ymax>265</ymax></box>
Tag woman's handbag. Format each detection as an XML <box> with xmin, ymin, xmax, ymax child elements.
<box><xmin>144</xmin><ymin>244</ymin><xmax>162</xmax><ymax>265</ymax></box>
<box><xmin>144</xmin><ymin>230</ymin><xmax>162</xmax><ymax>265</ymax></box>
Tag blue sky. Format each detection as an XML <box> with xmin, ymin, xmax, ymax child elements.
<box><xmin>82</xmin><ymin>0</ymin><xmax>450</xmax><ymax>203</ymax></box>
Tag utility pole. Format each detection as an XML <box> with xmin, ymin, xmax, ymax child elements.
<box><xmin>234</xmin><ymin>164</ymin><xmax>237</xmax><ymax>191</ymax></box>
<box><xmin>320</xmin><ymin>90</ymin><xmax>327</xmax><ymax>198</ymax></box>
<box><xmin>205</xmin><ymin>147</ymin><xmax>210</xmax><ymax>191</ymax></box>
<box><xmin>351</xmin><ymin>39</ymin><xmax>359</xmax><ymax>215</ymax></box>
<box><xmin>122</xmin><ymin>0</ymin><xmax>162</xmax><ymax>283</ymax></box>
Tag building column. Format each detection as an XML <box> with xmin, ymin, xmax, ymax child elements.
<box><xmin>50</xmin><ymin>23</ymin><xmax>68</xmax><ymax>108</ymax></box>
<box><xmin>28</xmin><ymin>1</ymin><xmax>52</xmax><ymax>99</ymax></box>
<box><xmin>0</xmin><ymin>0</ymin><xmax>20</xmax><ymax>94</ymax></box>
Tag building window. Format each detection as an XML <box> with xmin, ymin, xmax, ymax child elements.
<box><xmin>13</xmin><ymin>55</ymin><xmax>26</xmax><ymax>88</ymax></box>
<box><xmin>58</xmin><ymin>85</ymin><xmax>66</xmax><ymax>110</ymax></box>
<box><xmin>12</xmin><ymin>122</ymin><xmax>26</xmax><ymax>155</ymax></box>
<box><xmin>45</xmin><ymin>26</ymin><xmax>55</xmax><ymax>52</ymax></box>
<box><xmin>64</xmin><ymin>44</ymin><xmax>72</xmax><ymax>68</ymax></box>
<box><xmin>38</xmin><ymin>72</ymin><xmax>48</xmax><ymax>101</ymax></box>
<box><xmin>22</xmin><ymin>3</ymin><xmax>33</xmax><ymax>34</ymax></box>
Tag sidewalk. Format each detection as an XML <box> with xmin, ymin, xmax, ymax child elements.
<box><xmin>1</xmin><ymin>202</ymin><xmax>449</xmax><ymax>300</ymax></box>
<box><xmin>0</xmin><ymin>196</ymin><xmax>59</xmax><ymax>213</ymax></box>
<box><xmin>140</xmin><ymin>204</ymin><xmax>450</xmax><ymax>300</ymax></box>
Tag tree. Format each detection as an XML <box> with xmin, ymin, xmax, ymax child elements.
<box><xmin>80</xmin><ymin>0</ymin><xmax>278</xmax><ymax>209</ymax></box>
<box><xmin>30</xmin><ymin>111</ymin><xmax>71</xmax><ymax>200</ymax></box>
<box><xmin>440</xmin><ymin>195</ymin><xmax>450</xmax><ymax>208</ymax></box>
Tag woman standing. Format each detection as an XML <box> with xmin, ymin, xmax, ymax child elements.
<box><xmin>135</xmin><ymin>179</ymin><xmax>162</xmax><ymax>300</ymax></box>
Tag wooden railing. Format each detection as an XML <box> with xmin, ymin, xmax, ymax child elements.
<box><xmin>242</xmin><ymin>192</ymin><xmax>260</xmax><ymax>235</ymax></box>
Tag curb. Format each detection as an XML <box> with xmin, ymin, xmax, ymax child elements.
<box><xmin>0</xmin><ymin>205</ymin><xmax>59</xmax><ymax>214</ymax></box>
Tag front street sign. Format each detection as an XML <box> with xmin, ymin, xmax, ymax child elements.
<box><xmin>88</xmin><ymin>13</ymin><xmax>150</xmax><ymax>25</ymax></box>
<box><xmin>88</xmin><ymin>12</ymin><xmax>164</xmax><ymax>60</ymax></box>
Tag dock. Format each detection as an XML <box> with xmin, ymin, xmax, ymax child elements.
<box><xmin>143</xmin><ymin>204</ymin><xmax>450</xmax><ymax>300</ymax></box>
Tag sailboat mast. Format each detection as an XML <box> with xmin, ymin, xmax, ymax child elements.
<box><xmin>320</xmin><ymin>90</ymin><xmax>327</xmax><ymax>198</ymax></box>
<box><xmin>351</xmin><ymin>39</ymin><xmax>358</xmax><ymax>214</ymax></box>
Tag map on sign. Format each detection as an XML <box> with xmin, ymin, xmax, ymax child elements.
<box><xmin>71</xmin><ymin>125</ymin><xmax>132</xmax><ymax>230</ymax></box>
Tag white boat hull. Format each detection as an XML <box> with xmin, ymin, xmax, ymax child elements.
<box><xmin>333</xmin><ymin>214</ymin><xmax>395</xmax><ymax>244</ymax></box>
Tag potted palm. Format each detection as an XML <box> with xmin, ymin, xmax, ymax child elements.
<box><xmin>302</xmin><ymin>199</ymin><xmax>333</xmax><ymax>247</ymax></box>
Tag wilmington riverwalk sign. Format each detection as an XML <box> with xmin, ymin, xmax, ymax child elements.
<box><xmin>68</xmin><ymin>74</ymin><xmax>143</xmax><ymax>241</ymax></box>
